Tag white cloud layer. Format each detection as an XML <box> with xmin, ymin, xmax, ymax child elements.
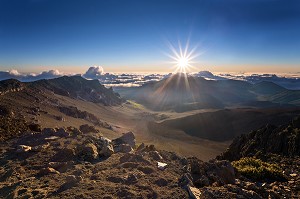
<box><xmin>0</xmin><ymin>69</ymin><xmax>63</xmax><ymax>82</ymax></box>
<box><xmin>0</xmin><ymin>67</ymin><xmax>299</xmax><ymax>90</ymax></box>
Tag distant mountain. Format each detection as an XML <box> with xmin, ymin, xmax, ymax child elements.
<box><xmin>117</xmin><ymin>73</ymin><xmax>300</xmax><ymax>111</ymax></box>
<box><xmin>267</xmin><ymin>90</ymin><xmax>300</xmax><ymax>106</ymax></box>
<box><xmin>249</xmin><ymin>81</ymin><xmax>287</xmax><ymax>95</ymax></box>
<box><xmin>31</xmin><ymin>75</ymin><xmax>123</xmax><ymax>105</ymax></box>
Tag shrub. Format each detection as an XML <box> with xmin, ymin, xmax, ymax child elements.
<box><xmin>232</xmin><ymin>157</ymin><xmax>285</xmax><ymax>181</ymax></box>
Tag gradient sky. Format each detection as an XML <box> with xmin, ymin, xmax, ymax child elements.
<box><xmin>0</xmin><ymin>0</ymin><xmax>300</xmax><ymax>73</ymax></box>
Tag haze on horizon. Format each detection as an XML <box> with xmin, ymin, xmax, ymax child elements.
<box><xmin>0</xmin><ymin>0</ymin><xmax>300</xmax><ymax>74</ymax></box>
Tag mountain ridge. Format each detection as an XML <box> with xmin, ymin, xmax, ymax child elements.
<box><xmin>117</xmin><ymin>73</ymin><xmax>300</xmax><ymax>112</ymax></box>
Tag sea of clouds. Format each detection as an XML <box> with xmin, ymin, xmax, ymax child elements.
<box><xmin>0</xmin><ymin>66</ymin><xmax>299</xmax><ymax>90</ymax></box>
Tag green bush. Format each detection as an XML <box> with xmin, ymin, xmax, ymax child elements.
<box><xmin>232</xmin><ymin>157</ymin><xmax>285</xmax><ymax>181</ymax></box>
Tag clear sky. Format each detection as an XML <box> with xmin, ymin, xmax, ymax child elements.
<box><xmin>0</xmin><ymin>0</ymin><xmax>300</xmax><ymax>73</ymax></box>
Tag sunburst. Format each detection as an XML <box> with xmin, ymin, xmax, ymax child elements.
<box><xmin>165</xmin><ymin>39</ymin><xmax>201</xmax><ymax>73</ymax></box>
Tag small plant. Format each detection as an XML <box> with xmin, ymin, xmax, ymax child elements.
<box><xmin>232</xmin><ymin>157</ymin><xmax>285</xmax><ymax>181</ymax></box>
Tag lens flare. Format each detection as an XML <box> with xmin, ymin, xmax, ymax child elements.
<box><xmin>165</xmin><ymin>39</ymin><xmax>202</xmax><ymax>73</ymax></box>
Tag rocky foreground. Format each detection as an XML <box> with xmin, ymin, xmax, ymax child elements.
<box><xmin>0</xmin><ymin>118</ymin><xmax>299</xmax><ymax>198</ymax></box>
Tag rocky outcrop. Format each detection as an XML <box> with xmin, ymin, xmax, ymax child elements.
<box><xmin>59</xmin><ymin>106</ymin><xmax>110</xmax><ymax>127</ymax></box>
<box><xmin>180</xmin><ymin>158</ymin><xmax>235</xmax><ymax>188</ymax></box>
<box><xmin>0</xmin><ymin>79</ymin><xmax>25</xmax><ymax>95</ymax></box>
<box><xmin>1</xmin><ymin>120</ymin><xmax>300</xmax><ymax>198</ymax></box>
<box><xmin>219</xmin><ymin>117</ymin><xmax>300</xmax><ymax>161</ymax></box>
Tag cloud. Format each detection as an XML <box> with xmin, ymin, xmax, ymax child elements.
<box><xmin>195</xmin><ymin>71</ymin><xmax>227</xmax><ymax>80</ymax></box>
<box><xmin>9</xmin><ymin>69</ymin><xmax>21</xmax><ymax>76</ymax></box>
<box><xmin>83</xmin><ymin>66</ymin><xmax>104</xmax><ymax>79</ymax></box>
<box><xmin>0</xmin><ymin>67</ymin><xmax>299</xmax><ymax>90</ymax></box>
<box><xmin>217</xmin><ymin>73</ymin><xmax>300</xmax><ymax>90</ymax></box>
<box><xmin>192</xmin><ymin>71</ymin><xmax>300</xmax><ymax>90</ymax></box>
<box><xmin>0</xmin><ymin>69</ymin><xmax>63</xmax><ymax>82</ymax></box>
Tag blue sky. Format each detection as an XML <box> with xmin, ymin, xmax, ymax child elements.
<box><xmin>0</xmin><ymin>0</ymin><xmax>299</xmax><ymax>73</ymax></box>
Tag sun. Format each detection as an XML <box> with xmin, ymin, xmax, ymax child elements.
<box><xmin>178</xmin><ymin>57</ymin><xmax>189</xmax><ymax>68</ymax></box>
<box><xmin>165</xmin><ymin>39</ymin><xmax>201</xmax><ymax>73</ymax></box>
<box><xmin>177</xmin><ymin>56</ymin><xmax>190</xmax><ymax>72</ymax></box>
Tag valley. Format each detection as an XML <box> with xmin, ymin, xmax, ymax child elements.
<box><xmin>1</xmin><ymin>75</ymin><xmax>299</xmax><ymax>161</ymax></box>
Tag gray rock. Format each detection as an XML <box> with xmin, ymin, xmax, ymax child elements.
<box><xmin>113</xmin><ymin>132</ymin><xmax>136</xmax><ymax>148</ymax></box>
<box><xmin>188</xmin><ymin>158</ymin><xmax>235</xmax><ymax>187</ymax></box>
<box><xmin>56</xmin><ymin>128</ymin><xmax>70</xmax><ymax>137</ymax></box>
<box><xmin>48</xmin><ymin>161</ymin><xmax>73</xmax><ymax>173</ymax></box>
<box><xmin>155</xmin><ymin>178</ymin><xmax>168</xmax><ymax>187</ymax></box>
<box><xmin>149</xmin><ymin>151</ymin><xmax>163</xmax><ymax>160</ymax></box>
<box><xmin>136</xmin><ymin>143</ymin><xmax>145</xmax><ymax>151</ymax></box>
<box><xmin>79</xmin><ymin>124</ymin><xmax>99</xmax><ymax>134</ymax></box>
<box><xmin>31</xmin><ymin>143</ymin><xmax>50</xmax><ymax>152</ymax></box>
<box><xmin>66</xmin><ymin>175</ymin><xmax>82</xmax><ymax>184</ymax></box>
<box><xmin>16</xmin><ymin>145</ymin><xmax>32</xmax><ymax>153</ymax></box>
<box><xmin>187</xmin><ymin>185</ymin><xmax>201</xmax><ymax>199</ymax></box>
<box><xmin>77</xmin><ymin>143</ymin><xmax>98</xmax><ymax>161</ymax></box>
<box><xmin>41</xmin><ymin>128</ymin><xmax>56</xmax><ymax>136</ymax></box>
<box><xmin>100</xmin><ymin>144</ymin><xmax>114</xmax><ymax>157</ymax></box>
<box><xmin>38</xmin><ymin>167</ymin><xmax>60</xmax><ymax>176</ymax></box>
<box><xmin>51</xmin><ymin>148</ymin><xmax>76</xmax><ymax>162</ymax></box>
<box><xmin>114</xmin><ymin>144</ymin><xmax>133</xmax><ymax>153</ymax></box>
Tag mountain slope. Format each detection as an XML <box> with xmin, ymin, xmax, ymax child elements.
<box><xmin>31</xmin><ymin>75</ymin><xmax>123</xmax><ymax>105</ymax></box>
<box><xmin>160</xmin><ymin>108</ymin><xmax>300</xmax><ymax>141</ymax></box>
<box><xmin>0</xmin><ymin>76</ymin><xmax>124</xmax><ymax>141</ymax></box>
<box><xmin>219</xmin><ymin>116</ymin><xmax>300</xmax><ymax>161</ymax></box>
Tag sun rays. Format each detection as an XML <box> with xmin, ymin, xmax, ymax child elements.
<box><xmin>165</xmin><ymin>39</ymin><xmax>202</xmax><ymax>73</ymax></box>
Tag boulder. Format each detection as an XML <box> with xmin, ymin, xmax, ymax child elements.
<box><xmin>214</xmin><ymin>160</ymin><xmax>235</xmax><ymax>185</ymax></box>
<box><xmin>67</xmin><ymin>127</ymin><xmax>82</xmax><ymax>136</ymax></box>
<box><xmin>38</xmin><ymin>167</ymin><xmax>60</xmax><ymax>176</ymax></box>
<box><xmin>51</xmin><ymin>148</ymin><xmax>76</xmax><ymax>162</ymax></box>
<box><xmin>113</xmin><ymin>132</ymin><xmax>136</xmax><ymax>148</ymax></box>
<box><xmin>99</xmin><ymin>144</ymin><xmax>114</xmax><ymax>157</ymax></box>
<box><xmin>141</xmin><ymin>144</ymin><xmax>156</xmax><ymax>152</ymax></box>
<box><xmin>66</xmin><ymin>175</ymin><xmax>82</xmax><ymax>184</ymax></box>
<box><xmin>48</xmin><ymin>161</ymin><xmax>73</xmax><ymax>173</ymax></box>
<box><xmin>27</xmin><ymin>123</ymin><xmax>42</xmax><ymax>132</ymax></box>
<box><xmin>155</xmin><ymin>178</ymin><xmax>168</xmax><ymax>186</ymax></box>
<box><xmin>187</xmin><ymin>185</ymin><xmax>201</xmax><ymax>199</ymax></box>
<box><xmin>41</xmin><ymin>128</ymin><xmax>56</xmax><ymax>136</ymax></box>
<box><xmin>31</xmin><ymin>143</ymin><xmax>50</xmax><ymax>152</ymax></box>
<box><xmin>137</xmin><ymin>166</ymin><xmax>155</xmax><ymax>174</ymax></box>
<box><xmin>157</xmin><ymin>162</ymin><xmax>168</xmax><ymax>170</ymax></box>
<box><xmin>98</xmin><ymin>137</ymin><xmax>114</xmax><ymax>157</ymax></box>
<box><xmin>16</xmin><ymin>145</ymin><xmax>32</xmax><ymax>153</ymax></box>
<box><xmin>126</xmin><ymin>173</ymin><xmax>139</xmax><ymax>184</ymax></box>
<box><xmin>188</xmin><ymin>158</ymin><xmax>235</xmax><ymax>187</ymax></box>
<box><xmin>107</xmin><ymin>176</ymin><xmax>125</xmax><ymax>183</ymax></box>
<box><xmin>77</xmin><ymin>143</ymin><xmax>98</xmax><ymax>161</ymax></box>
<box><xmin>44</xmin><ymin>136</ymin><xmax>59</xmax><ymax>141</ymax></box>
<box><xmin>79</xmin><ymin>124</ymin><xmax>99</xmax><ymax>134</ymax></box>
<box><xmin>56</xmin><ymin>128</ymin><xmax>70</xmax><ymax>137</ymax></box>
<box><xmin>136</xmin><ymin>143</ymin><xmax>145</xmax><ymax>151</ymax></box>
<box><xmin>149</xmin><ymin>151</ymin><xmax>163</xmax><ymax>160</ymax></box>
<box><xmin>179</xmin><ymin>173</ymin><xmax>194</xmax><ymax>187</ymax></box>
<box><xmin>114</xmin><ymin>144</ymin><xmax>133</xmax><ymax>153</ymax></box>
